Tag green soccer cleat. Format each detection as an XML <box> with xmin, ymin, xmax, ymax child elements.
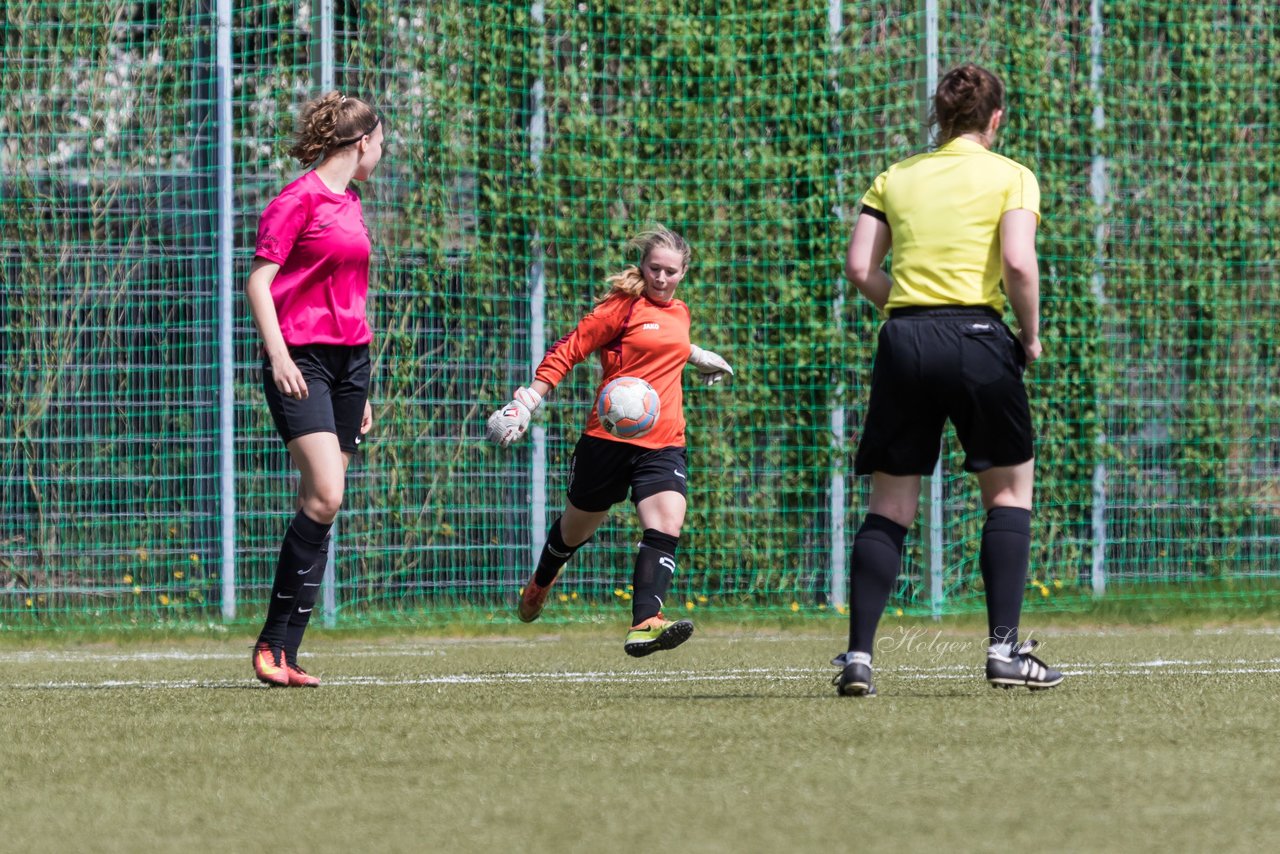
<box><xmin>623</xmin><ymin>615</ymin><xmax>695</xmax><ymax>658</ymax></box>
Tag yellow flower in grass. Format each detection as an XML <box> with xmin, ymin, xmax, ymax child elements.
<box><xmin>132</xmin><ymin>586</ymin><xmax>142</xmax><ymax>595</ymax></box>
<box><xmin>122</xmin><ymin>574</ymin><xmax>133</xmax><ymax>584</ymax></box>
<box><xmin>1053</xmin><ymin>579</ymin><xmax>1063</xmax><ymax>590</ymax></box>
<box><xmin>24</xmin><ymin>597</ymin><xmax>33</xmax><ymax>608</ymax></box>
<box><xmin>136</xmin><ymin>548</ymin><xmax>148</xmax><ymax>562</ymax></box>
<box><xmin>696</xmin><ymin>594</ymin><xmax>708</xmax><ymax>604</ymax></box>
<box><xmin>685</xmin><ymin>600</ymin><xmax>695</xmax><ymax>610</ymax></box>
<box><xmin>173</xmin><ymin>570</ymin><xmax>184</xmax><ymax>580</ymax></box>
<box><xmin>790</xmin><ymin>602</ymin><xmax>800</xmax><ymax>612</ymax></box>
<box><xmin>570</xmin><ymin>591</ymin><xmax>578</xmax><ymax>600</ymax></box>
<box><xmin>189</xmin><ymin>554</ymin><xmax>199</xmax><ymax>564</ymax></box>
<box><xmin>158</xmin><ymin>594</ymin><xmax>170</xmax><ymax>606</ymax></box>
<box><xmin>613</xmin><ymin>588</ymin><xmax>625</xmax><ymax>597</ymax></box>
<box><xmin>557</xmin><ymin>593</ymin><xmax>569</xmax><ymax>603</ymax></box>
<box><xmin>895</xmin><ymin>608</ymin><xmax>904</xmax><ymax>617</ymax></box>
<box><xmin>621</xmin><ymin>593</ymin><xmax>632</xmax><ymax>601</ymax></box>
<box><xmin>1039</xmin><ymin>585</ymin><xmax>1050</xmax><ymax>598</ymax></box>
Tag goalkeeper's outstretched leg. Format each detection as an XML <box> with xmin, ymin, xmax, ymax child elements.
<box><xmin>519</xmin><ymin>504</ymin><xmax>605</xmax><ymax>622</ymax></box>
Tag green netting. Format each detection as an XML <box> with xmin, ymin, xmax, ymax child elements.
<box><xmin>1</xmin><ymin>1</ymin><xmax>1277</xmax><ymax>628</ymax></box>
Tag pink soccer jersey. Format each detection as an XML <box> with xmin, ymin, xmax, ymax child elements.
<box><xmin>254</xmin><ymin>170</ymin><xmax>373</xmax><ymax>346</ymax></box>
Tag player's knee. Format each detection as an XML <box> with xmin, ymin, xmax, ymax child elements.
<box><xmin>303</xmin><ymin>486</ymin><xmax>344</xmax><ymax>523</ymax></box>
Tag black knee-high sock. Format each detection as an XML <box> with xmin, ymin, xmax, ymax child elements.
<box><xmin>631</xmin><ymin>529</ymin><xmax>679</xmax><ymax>625</ymax></box>
<box><xmin>258</xmin><ymin>510</ymin><xmax>332</xmax><ymax>650</ymax></box>
<box><xmin>284</xmin><ymin>532</ymin><xmax>330</xmax><ymax>666</ymax></box>
<box><xmin>980</xmin><ymin>506</ymin><xmax>1032</xmax><ymax>650</ymax></box>
<box><xmin>533</xmin><ymin>517</ymin><xmax>586</xmax><ymax>586</ymax></box>
<box><xmin>847</xmin><ymin>513</ymin><xmax>908</xmax><ymax>656</ymax></box>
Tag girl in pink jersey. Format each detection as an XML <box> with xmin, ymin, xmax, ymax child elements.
<box><xmin>246</xmin><ymin>92</ymin><xmax>384</xmax><ymax>687</ymax></box>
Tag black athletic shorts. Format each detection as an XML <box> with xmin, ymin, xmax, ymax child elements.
<box><xmin>854</xmin><ymin>306</ymin><xmax>1034</xmax><ymax>475</ymax></box>
<box><xmin>566</xmin><ymin>434</ymin><xmax>689</xmax><ymax>512</ymax></box>
<box><xmin>263</xmin><ymin>344</ymin><xmax>371</xmax><ymax>454</ymax></box>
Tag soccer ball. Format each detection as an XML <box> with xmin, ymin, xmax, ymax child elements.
<box><xmin>596</xmin><ymin>376</ymin><xmax>660</xmax><ymax>439</ymax></box>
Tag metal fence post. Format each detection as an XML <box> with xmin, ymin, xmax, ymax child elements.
<box><xmin>919</xmin><ymin>0</ymin><xmax>942</xmax><ymax>620</ymax></box>
<box><xmin>314</xmin><ymin>0</ymin><xmax>339</xmax><ymax>627</ymax></box>
<box><xmin>216</xmin><ymin>0</ymin><xmax>237</xmax><ymax>621</ymax></box>
<box><xmin>1089</xmin><ymin>0</ymin><xmax>1109</xmax><ymax>597</ymax></box>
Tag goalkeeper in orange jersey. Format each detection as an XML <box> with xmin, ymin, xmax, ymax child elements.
<box><xmin>486</xmin><ymin>226</ymin><xmax>733</xmax><ymax>656</ymax></box>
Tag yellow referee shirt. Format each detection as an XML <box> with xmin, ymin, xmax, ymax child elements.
<box><xmin>860</xmin><ymin>136</ymin><xmax>1040</xmax><ymax>313</ymax></box>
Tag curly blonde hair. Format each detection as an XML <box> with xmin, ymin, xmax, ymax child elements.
<box><xmin>287</xmin><ymin>91</ymin><xmax>380</xmax><ymax>166</ymax></box>
<box><xmin>600</xmin><ymin>226</ymin><xmax>692</xmax><ymax>301</ymax></box>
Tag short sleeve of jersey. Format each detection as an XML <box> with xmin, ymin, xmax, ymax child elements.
<box><xmin>859</xmin><ymin>170</ymin><xmax>890</xmax><ymax>216</ymax></box>
<box><xmin>255</xmin><ymin>191</ymin><xmax>309</xmax><ymax>264</ymax></box>
<box><xmin>1002</xmin><ymin>167</ymin><xmax>1041</xmax><ymax>223</ymax></box>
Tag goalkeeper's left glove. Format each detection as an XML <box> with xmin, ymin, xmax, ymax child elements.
<box><xmin>687</xmin><ymin>344</ymin><xmax>734</xmax><ymax>386</ymax></box>
<box><xmin>485</xmin><ymin>386</ymin><xmax>543</xmax><ymax>447</ymax></box>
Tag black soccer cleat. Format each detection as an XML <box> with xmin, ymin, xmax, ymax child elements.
<box><xmin>831</xmin><ymin>652</ymin><xmax>877</xmax><ymax>697</ymax></box>
<box><xmin>986</xmin><ymin>639</ymin><xmax>1064</xmax><ymax>691</ymax></box>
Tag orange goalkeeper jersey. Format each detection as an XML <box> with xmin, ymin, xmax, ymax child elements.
<box><xmin>535</xmin><ymin>293</ymin><xmax>692</xmax><ymax>449</ymax></box>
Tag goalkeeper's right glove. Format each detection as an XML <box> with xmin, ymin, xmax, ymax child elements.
<box><xmin>485</xmin><ymin>386</ymin><xmax>543</xmax><ymax>447</ymax></box>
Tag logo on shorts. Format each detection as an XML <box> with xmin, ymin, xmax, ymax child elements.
<box><xmin>642</xmin><ymin>322</ymin><xmax>660</xmax><ymax>330</ymax></box>
<box><xmin>970</xmin><ymin>323</ymin><xmax>991</xmax><ymax>330</ymax></box>
<box><xmin>674</xmin><ymin>469</ymin><xmax>686</xmax><ymax>480</ymax></box>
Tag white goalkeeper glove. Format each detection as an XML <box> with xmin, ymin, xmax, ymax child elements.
<box><xmin>687</xmin><ymin>344</ymin><xmax>734</xmax><ymax>386</ymax></box>
<box><xmin>485</xmin><ymin>386</ymin><xmax>543</xmax><ymax>447</ymax></box>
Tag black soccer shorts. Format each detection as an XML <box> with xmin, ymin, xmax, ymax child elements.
<box><xmin>263</xmin><ymin>344</ymin><xmax>371</xmax><ymax>454</ymax></box>
<box><xmin>566</xmin><ymin>434</ymin><xmax>689</xmax><ymax>512</ymax></box>
<box><xmin>854</xmin><ymin>306</ymin><xmax>1034</xmax><ymax>475</ymax></box>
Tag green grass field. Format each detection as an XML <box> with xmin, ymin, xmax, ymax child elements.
<box><xmin>3</xmin><ymin>619</ymin><xmax>1279</xmax><ymax>853</ymax></box>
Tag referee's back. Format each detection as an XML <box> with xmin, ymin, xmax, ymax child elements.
<box><xmin>860</xmin><ymin>137</ymin><xmax>1040</xmax><ymax>313</ymax></box>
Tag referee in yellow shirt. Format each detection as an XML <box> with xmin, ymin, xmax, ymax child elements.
<box><xmin>833</xmin><ymin>64</ymin><xmax>1063</xmax><ymax>696</ymax></box>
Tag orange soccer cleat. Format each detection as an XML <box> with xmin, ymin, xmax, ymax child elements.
<box><xmin>286</xmin><ymin>662</ymin><xmax>321</xmax><ymax>688</ymax></box>
<box><xmin>252</xmin><ymin>641</ymin><xmax>289</xmax><ymax>687</ymax></box>
<box><xmin>517</xmin><ymin>569</ymin><xmax>563</xmax><ymax>623</ymax></box>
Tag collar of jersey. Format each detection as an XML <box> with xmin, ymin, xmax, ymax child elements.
<box><xmin>940</xmin><ymin>136</ymin><xmax>988</xmax><ymax>154</ymax></box>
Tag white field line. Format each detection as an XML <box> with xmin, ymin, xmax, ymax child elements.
<box><xmin>6</xmin><ymin>658</ymin><xmax>1280</xmax><ymax>691</ymax></box>
<box><xmin>3</xmin><ymin>623</ymin><xmax>1278</xmax><ymax>665</ymax></box>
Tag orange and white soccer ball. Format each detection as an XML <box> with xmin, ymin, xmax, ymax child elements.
<box><xmin>596</xmin><ymin>376</ymin><xmax>660</xmax><ymax>439</ymax></box>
